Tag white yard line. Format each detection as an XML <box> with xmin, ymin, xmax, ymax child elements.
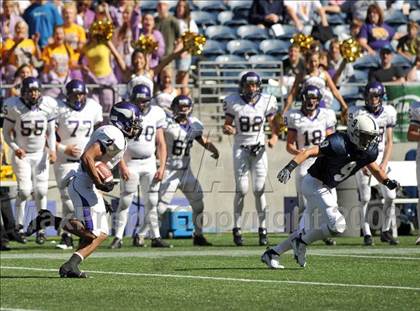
<box><xmin>1</xmin><ymin>248</ymin><xmax>419</xmax><ymax>260</ymax></box>
<box><xmin>1</xmin><ymin>266</ymin><xmax>420</xmax><ymax>292</ymax></box>
<box><xmin>0</xmin><ymin>308</ymin><xmax>42</xmax><ymax>311</ymax></box>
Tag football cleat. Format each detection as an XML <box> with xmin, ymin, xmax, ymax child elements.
<box><xmin>56</xmin><ymin>233</ymin><xmax>74</xmax><ymax>250</ymax></box>
<box><xmin>261</xmin><ymin>248</ymin><xmax>284</xmax><ymax>269</ymax></box>
<box><xmin>59</xmin><ymin>263</ymin><xmax>88</xmax><ymax>278</ymax></box>
<box><xmin>132</xmin><ymin>234</ymin><xmax>146</xmax><ymax>247</ymax></box>
<box><xmin>380</xmin><ymin>230</ymin><xmax>399</xmax><ymax>245</ymax></box>
<box><xmin>35</xmin><ymin>231</ymin><xmax>46</xmax><ymax>245</ymax></box>
<box><xmin>151</xmin><ymin>238</ymin><xmax>172</xmax><ymax>248</ymax></box>
<box><xmin>363</xmin><ymin>235</ymin><xmax>374</xmax><ymax>246</ymax></box>
<box><xmin>232</xmin><ymin>227</ymin><xmax>244</xmax><ymax>246</ymax></box>
<box><xmin>109</xmin><ymin>237</ymin><xmax>123</xmax><ymax>249</ymax></box>
<box><xmin>416</xmin><ymin>237</ymin><xmax>420</xmax><ymax>245</ymax></box>
<box><xmin>193</xmin><ymin>234</ymin><xmax>212</xmax><ymax>246</ymax></box>
<box><xmin>258</xmin><ymin>227</ymin><xmax>268</xmax><ymax>246</ymax></box>
<box><xmin>291</xmin><ymin>236</ymin><xmax>307</xmax><ymax>267</ymax></box>
<box><xmin>323</xmin><ymin>238</ymin><xmax>336</xmax><ymax>246</ymax></box>
<box><xmin>16</xmin><ymin>230</ymin><xmax>27</xmax><ymax>244</ymax></box>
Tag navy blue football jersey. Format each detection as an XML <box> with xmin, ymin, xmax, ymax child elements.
<box><xmin>308</xmin><ymin>132</ymin><xmax>378</xmax><ymax>188</ymax></box>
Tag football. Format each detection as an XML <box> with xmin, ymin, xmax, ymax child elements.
<box><xmin>95</xmin><ymin>161</ymin><xmax>113</xmax><ymax>183</ymax></box>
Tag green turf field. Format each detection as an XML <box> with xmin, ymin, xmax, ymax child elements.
<box><xmin>1</xmin><ymin>234</ymin><xmax>419</xmax><ymax>311</ymax></box>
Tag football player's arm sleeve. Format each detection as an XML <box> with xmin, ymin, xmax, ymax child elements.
<box><xmin>2</xmin><ymin>118</ymin><xmax>19</xmax><ymax>151</ymax></box>
<box><xmin>46</xmin><ymin>119</ymin><xmax>56</xmax><ymax>152</ymax></box>
<box><xmin>81</xmin><ymin>141</ymin><xmax>104</xmax><ymax>185</ymax></box>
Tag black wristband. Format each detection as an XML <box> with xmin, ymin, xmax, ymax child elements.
<box><xmin>285</xmin><ymin>160</ymin><xmax>298</xmax><ymax>173</ymax></box>
<box><xmin>383</xmin><ymin>178</ymin><xmax>398</xmax><ymax>190</ymax></box>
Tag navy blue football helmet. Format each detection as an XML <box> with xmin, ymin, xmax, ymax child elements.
<box><xmin>65</xmin><ymin>79</ymin><xmax>88</xmax><ymax>111</ymax></box>
<box><xmin>364</xmin><ymin>81</ymin><xmax>385</xmax><ymax>113</ymax></box>
<box><xmin>171</xmin><ymin>95</ymin><xmax>193</xmax><ymax>120</ymax></box>
<box><xmin>130</xmin><ymin>84</ymin><xmax>152</xmax><ymax>113</ymax></box>
<box><xmin>21</xmin><ymin>77</ymin><xmax>42</xmax><ymax>108</ymax></box>
<box><xmin>110</xmin><ymin>101</ymin><xmax>142</xmax><ymax>139</ymax></box>
<box><xmin>301</xmin><ymin>85</ymin><xmax>322</xmax><ymax>113</ymax></box>
<box><xmin>239</xmin><ymin>71</ymin><xmax>261</xmax><ymax>103</ymax></box>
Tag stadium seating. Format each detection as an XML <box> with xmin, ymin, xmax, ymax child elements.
<box><xmin>191</xmin><ymin>11</ymin><xmax>217</xmax><ymax>28</ymax></box>
<box><xmin>391</xmin><ymin>54</ymin><xmax>413</xmax><ymax>69</ymax></box>
<box><xmin>353</xmin><ymin>54</ymin><xmax>381</xmax><ymax>70</ymax></box>
<box><xmin>192</xmin><ymin>0</ymin><xmax>227</xmax><ymax>12</ymax></box>
<box><xmin>384</xmin><ymin>9</ymin><xmax>408</xmax><ymax>25</ymax></box>
<box><xmin>202</xmin><ymin>40</ymin><xmax>226</xmax><ymax>56</ymax></box>
<box><xmin>269</xmin><ymin>24</ymin><xmax>298</xmax><ymax>39</ymax></box>
<box><xmin>205</xmin><ymin>25</ymin><xmax>237</xmax><ymax>41</ymax></box>
<box><xmin>259</xmin><ymin>39</ymin><xmax>290</xmax><ymax>56</ymax></box>
<box><xmin>349</xmin><ymin>70</ymin><xmax>369</xmax><ymax>83</ymax></box>
<box><xmin>226</xmin><ymin>39</ymin><xmax>259</xmax><ymax>56</ymax></box>
<box><xmin>326</xmin><ymin>12</ymin><xmax>347</xmax><ymax>25</ymax></box>
<box><xmin>217</xmin><ymin>11</ymin><xmax>248</xmax><ymax>26</ymax></box>
<box><xmin>237</xmin><ymin>25</ymin><xmax>269</xmax><ymax>40</ymax></box>
<box><xmin>409</xmin><ymin>9</ymin><xmax>420</xmax><ymax>22</ymax></box>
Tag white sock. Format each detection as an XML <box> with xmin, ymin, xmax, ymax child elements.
<box><xmin>233</xmin><ymin>193</ymin><xmax>245</xmax><ymax>228</ymax></box>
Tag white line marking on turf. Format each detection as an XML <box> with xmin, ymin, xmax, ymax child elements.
<box><xmin>1</xmin><ymin>266</ymin><xmax>420</xmax><ymax>292</ymax></box>
<box><xmin>0</xmin><ymin>308</ymin><xmax>41</xmax><ymax>311</ymax></box>
<box><xmin>1</xmin><ymin>248</ymin><xmax>419</xmax><ymax>260</ymax></box>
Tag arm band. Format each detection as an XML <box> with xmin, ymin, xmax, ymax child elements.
<box><xmin>285</xmin><ymin>160</ymin><xmax>298</xmax><ymax>173</ymax></box>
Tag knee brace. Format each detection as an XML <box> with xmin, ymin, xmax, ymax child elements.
<box><xmin>328</xmin><ymin>215</ymin><xmax>346</xmax><ymax>235</ymax></box>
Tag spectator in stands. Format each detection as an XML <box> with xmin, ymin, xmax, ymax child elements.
<box><xmin>1</xmin><ymin>21</ymin><xmax>42</xmax><ymax>83</ymax></box>
<box><xmin>41</xmin><ymin>25</ymin><xmax>78</xmax><ymax>97</ymax></box>
<box><xmin>7</xmin><ymin>63</ymin><xmax>34</xmax><ymax>97</ymax></box>
<box><xmin>112</xmin><ymin>3</ymin><xmax>135</xmax><ymax>82</ymax></box>
<box><xmin>23</xmin><ymin>0</ymin><xmax>63</xmax><ymax>49</ymax></box>
<box><xmin>79</xmin><ymin>29</ymin><xmax>123</xmax><ymax>113</ymax></box>
<box><xmin>324</xmin><ymin>0</ymin><xmax>387</xmax><ymax>24</ymax></box>
<box><xmin>76</xmin><ymin>0</ymin><xmax>95</xmax><ymax>30</ymax></box>
<box><xmin>282</xmin><ymin>44</ymin><xmax>305</xmax><ymax>89</ymax></box>
<box><xmin>156</xmin><ymin>0</ymin><xmax>181</xmax><ymax>58</ymax></box>
<box><xmin>368</xmin><ymin>47</ymin><xmax>405</xmax><ymax>82</ymax></box>
<box><xmin>350</xmin><ymin>19</ymin><xmax>363</xmax><ymax>38</ymax></box>
<box><xmin>133</xmin><ymin>14</ymin><xmax>165</xmax><ymax>69</ymax></box>
<box><xmin>397</xmin><ymin>21</ymin><xmax>419</xmax><ymax>62</ymax></box>
<box><xmin>283</xmin><ymin>50</ymin><xmax>348</xmax><ymax>116</ymax></box>
<box><xmin>175</xmin><ymin>0</ymin><xmax>198</xmax><ymax>95</ymax></box>
<box><xmin>284</xmin><ymin>0</ymin><xmax>329</xmax><ymax>34</ymax></box>
<box><xmin>327</xmin><ymin>38</ymin><xmax>354</xmax><ymax>87</ymax></box>
<box><xmin>62</xmin><ymin>2</ymin><xmax>86</xmax><ymax>57</ymax></box>
<box><xmin>154</xmin><ymin>67</ymin><xmax>180</xmax><ymax>115</ymax></box>
<box><xmin>248</xmin><ymin>0</ymin><xmax>286</xmax><ymax>28</ymax></box>
<box><xmin>358</xmin><ymin>3</ymin><xmax>396</xmax><ymax>55</ymax></box>
<box><xmin>407</xmin><ymin>55</ymin><xmax>420</xmax><ymax>82</ymax></box>
<box><xmin>95</xmin><ymin>1</ymin><xmax>113</xmax><ymax>22</ymax></box>
<box><xmin>1</xmin><ymin>0</ymin><xmax>24</xmax><ymax>40</ymax></box>
<box><xmin>109</xmin><ymin>0</ymin><xmax>141</xmax><ymax>30</ymax></box>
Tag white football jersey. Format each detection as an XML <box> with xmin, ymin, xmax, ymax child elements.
<box><xmin>285</xmin><ymin>108</ymin><xmax>336</xmax><ymax>149</ymax></box>
<box><xmin>223</xmin><ymin>93</ymin><xmax>277</xmax><ymax>146</ymax></box>
<box><xmin>56</xmin><ymin>98</ymin><xmax>103</xmax><ymax>163</ymax></box>
<box><xmin>348</xmin><ymin>104</ymin><xmax>397</xmax><ymax>152</ymax></box>
<box><xmin>3</xmin><ymin>96</ymin><xmax>57</xmax><ymax>153</ymax></box>
<box><xmin>125</xmin><ymin>105</ymin><xmax>167</xmax><ymax>159</ymax></box>
<box><xmin>81</xmin><ymin>125</ymin><xmax>127</xmax><ymax>170</ymax></box>
<box><xmin>409</xmin><ymin>101</ymin><xmax>420</xmax><ymax>154</ymax></box>
<box><xmin>164</xmin><ymin>116</ymin><xmax>203</xmax><ymax>170</ymax></box>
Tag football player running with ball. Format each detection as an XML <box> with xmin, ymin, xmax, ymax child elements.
<box><xmin>2</xmin><ymin>77</ymin><xmax>57</xmax><ymax>245</ymax></box>
<box><xmin>261</xmin><ymin>114</ymin><xmax>399</xmax><ymax>269</ymax></box>
<box><xmin>157</xmin><ymin>95</ymin><xmax>219</xmax><ymax>246</ymax></box>
<box><xmin>58</xmin><ymin>102</ymin><xmax>142</xmax><ymax>278</ymax></box>
<box><xmin>284</xmin><ymin>85</ymin><xmax>337</xmax><ymax>246</ymax></box>
<box><xmin>407</xmin><ymin>101</ymin><xmax>420</xmax><ymax>245</ymax></box>
<box><xmin>54</xmin><ymin>79</ymin><xmax>103</xmax><ymax>249</ymax></box>
<box><xmin>223</xmin><ymin>72</ymin><xmax>279</xmax><ymax>246</ymax></box>
<box><xmin>349</xmin><ymin>82</ymin><xmax>398</xmax><ymax>246</ymax></box>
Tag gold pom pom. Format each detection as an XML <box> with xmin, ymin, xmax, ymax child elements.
<box><xmin>131</xmin><ymin>35</ymin><xmax>158</xmax><ymax>55</ymax></box>
<box><xmin>273</xmin><ymin>112</ymin><xmax>287</xmax><ymax>135</ymax></box>
<box><xmin>290</xmin><ymin>33</ymin><xmax>314</xmax><ymax>53</ymax></box>
<box><xmin>89</xmin><ymin>19</ymin><xmax>114</xmax><ymax>41</ymax></box>
<box><xmin>339</xmin><ymin>38</ymin><xmax>362</xmax><ymax>63</ymax></box>
<box><xmin>182</xmin><ymin>31</ymin><xmax>206</xmax><ymax>56</ymax></box>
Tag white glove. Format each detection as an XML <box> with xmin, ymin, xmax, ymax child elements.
<box><xmin>277</xmin><ymin>168</ymin><xmax>291</xmax><ymax>184</ymax></box>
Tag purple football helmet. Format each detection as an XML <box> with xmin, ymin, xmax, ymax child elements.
<box><xmin>65</xmin><ymin>79</ymin><xmax>88</xmax><ymax>111</ymax></box>
<box><xmin>110</xmin><ymin>101</ymin><xmax>142</xmax><ymax>139</ymax></box>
